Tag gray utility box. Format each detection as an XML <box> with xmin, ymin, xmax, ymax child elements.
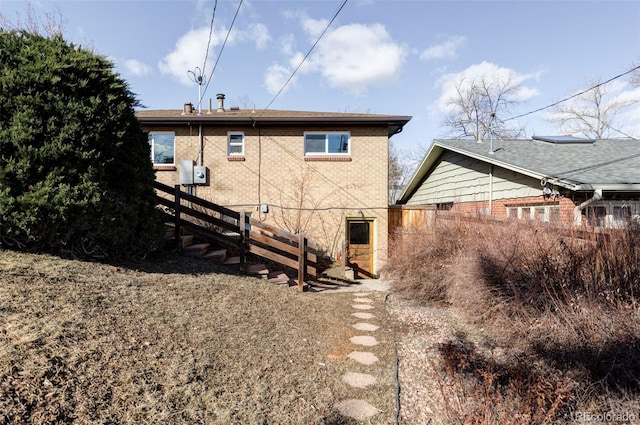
<box><xmin>180</xmin><ymin>160</ymin><xmax>208</xmax><ymax>185</ymax></box>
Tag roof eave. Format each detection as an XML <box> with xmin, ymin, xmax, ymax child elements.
<box><xmin>573</xmin><ymin>184</ymin><xmax>640</xmax><ymax>192</ymax></box>
<box><xmin>136</xmin><ymin>113</ymin><xmax>412</xmax><ymax>138</ymax></box>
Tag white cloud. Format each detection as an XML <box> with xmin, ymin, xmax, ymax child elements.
<box><xmin>123</xmin><ymin>59</ymin><xmax>151</xmax><ymax>77</ymax></box>
<box><xmin>280</xmin><ymin>34</ymin><xmax>296</xmax><ymax>56</ymax></box>
<box><xmin>435</xmin><ymin>61</ymin><xmax>541</xmax><ymax>113</ymax></box>
<box><xmin>264</xmin><ymin>64</ymin><xmax>296</xmax><ymax>95</ymax></box>
<box><xmin>272</xmin><ymin>22</ymin><xmax>406</xmax><ymax>95</ymax></box>
<box><xmin>301</xmin><ymin>16</ymin><xmax>329</xmax><ymax>39</ymax></box>
<box><xmin>420</xmin><ymin>35</ymin><xmax>467</xmax><ymax>61</ymax></box>
<box><xmin>235</xmin><ymin>22</ymin><xmax>271</xmax><ymax>49</ymax></box>
<box><xmin>159</xmin><ymin>26</ymin><xmax>214</xmax><ymax>86</ymax></box>
<box><xmin>159</xmin><ymin>17</ymin><xmax>271</xmax><ymax>85</ymax></box>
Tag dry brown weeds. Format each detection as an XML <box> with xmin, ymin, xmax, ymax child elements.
<box><xmin>0</xmin><ymin>250</ymin><xmax>396</xmax><ymax>424</ymax></box>
<box><xmin>386</xmin><ymin>218</ymin><xmax>640</xmax><ymax>424</ymax></box>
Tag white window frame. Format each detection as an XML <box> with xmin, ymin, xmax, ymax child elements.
<box><xmin>227</xmin><ymin>132</ymin><xmax>245</xmax><ymax>156</ymax></box>
<box><xmin>587</xmin><ymin>201</ymin><xmax>640</xmax><ymax>228</ymax></box>
<box><xmin>304</xmin><ymin>132</ymin><xmax>350</xmax><ymax>156</ymax></box>
<box><xmin>507</xmin><ymin>204</ymin><xmax>560</xmax><ymax>223</ymax></box>
<box><xmin>149</xmin><ymin>131</ymin><xmax>175</xmax><ymax>166</ymax></box>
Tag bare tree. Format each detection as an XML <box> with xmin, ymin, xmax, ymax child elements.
<box><xmin>442</xmin><ymin>74</ymin><xmax>526</xmax><ymax>141</ymax></box>
<box><xmin>389</xmin><ymin>140</ymin><xmax>411</xmax><ymax>203</ymax></box>
<box><xmin>630</xmin><ymin>58</ymin><xmax>640</xmax><ymax>87</ymax></box>
<box><xmin>547</xmin><ymin>76</ymin><xmax>639</xmax><ymax>139</ymax></box>
<box><xmin>0</xmin><ymin>3</ymin><xmax>64</xmax><ymax>37</ymax></box>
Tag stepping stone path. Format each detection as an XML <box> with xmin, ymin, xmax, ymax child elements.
<box><xmin>333</xmin><ymin>291</ymin><xmax>384</xmax><ymax>421</ymax></box>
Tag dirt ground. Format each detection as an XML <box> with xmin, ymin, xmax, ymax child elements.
<box><xmin>0</xmin><ymin>250</ymin><xmax>405</xmax><ymax>424</ymax></box>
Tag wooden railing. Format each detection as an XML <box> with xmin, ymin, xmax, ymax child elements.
<box><xmin>154</xmin><ymin>182</ymin><xmax>319</xmax><ymax>290</ymax></box>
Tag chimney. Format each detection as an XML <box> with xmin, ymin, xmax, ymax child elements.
<box><xmin>183</xmin><ymin>102</ymin><xmax>193</xmax><ymax>115</ymax></box>
<box><xmin>216</xmin><ymin>93</ymin><xmax>225</xmax><ymax>112</ymax></box>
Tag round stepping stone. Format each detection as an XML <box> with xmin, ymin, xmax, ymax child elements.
<box><xmin>352</xmin><ymin>304</ymin><xmax>374</xmax><ymax>310</ymax></box>
<box><xmin>334</xmin><ymin>399</ymin><xmax>380</xmax><ymax>420</ymax></box>
<box><xmin>352</xmin><ymin>322</ymin><xmax>379</xmax><ymax>331</ymax></box>
<box><xmin>347</xmin><ymin>351</ymin><xmax>379</xmax><ymax>365</ymax></box>
<box><xmin>353</xmin><ymin>297</ymin><xmax>371</xmax><ymax>304</ymax></box>
<box><xmin>342</xmin><ymin>371</ymin><xmax>377</xmax><ymax>388</ymax></box>
<box><xmin>352</xmin><ymin>312</ymin><xmax>375</xmax><ymax>319</ymax></box>
<box><xmin>350</xmin><ymin>335</ymin><xmax>378</xmax><ymax>346</ymax></box>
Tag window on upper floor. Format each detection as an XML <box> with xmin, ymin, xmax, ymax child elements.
<box><xmin>304</xmin><ymin>132</ymin><xmax>350</xmax><ymax>155</ymax></box>
<box><xmin>148</xmin><ymin>131</ymin><xmax>175</xmax><ymax>166</ymax></box>
<box><xmin>228</xmin><ymin>132</ymin><xmax>245</xmax><ymax>156</ymax></box>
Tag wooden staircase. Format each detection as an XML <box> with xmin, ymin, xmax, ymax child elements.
<box><xmin>175</xmin><ymin>229</ymin><xmax>297</xmax><ymax>285</ymax></box>
<box><xmin>154</xmin><ymin>181</ymin><xmax>323</xmax><ymax>290</ymax></box>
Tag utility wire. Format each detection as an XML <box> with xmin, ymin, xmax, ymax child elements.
<box><xmin>201</xmin><ymin>0</ymin><xmax>243</xmax><ymax>104</ymax></box>
<box><xmin>200</xmin><ymin>0</ymin><xmax>218</xmax><ymax>78</ymax></box>
<box><xmin>504</xmin><ymin>64</ymin><xmax>640</xmax><ymax>122</ymax></box>
<box><xmin>261</xmin><ymin>0</ymin><xmax>348</xmax><ymax>113</ymax></box>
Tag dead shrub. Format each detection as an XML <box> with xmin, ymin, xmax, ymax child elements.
<box><xmin>391</xmin><ymin>216</ymin><xmax>640</xmax><ymax>419</ymax></box>
<box><xmin>385</xmin><ymin>221</ymin><xmax>470</xmax><ymax>304</ymax></box>
<box><xmin>437</xmin><ymin>337</ymin><xmax>574</xmax><ymax>425</ymax></box>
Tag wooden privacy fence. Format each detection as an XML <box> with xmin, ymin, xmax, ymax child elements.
<box><xmin>154</xmin><ymin>182</ymin><xmax>319</xmax><ymax>290</ymax></box>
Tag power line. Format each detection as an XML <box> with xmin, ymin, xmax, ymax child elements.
<box><xmin>504</xmin><ymin>64</ymin><xmax>640</xmax><ymax>122</ymax></box>
<box><xmin>261</xmin><ymin>0</ymin><xmax>348</xmax><ymax>113</ymax></box>
<box><xmin>201</xmin><ymin>0</ymin><xmax>218</xmax><ymax>78</ymax></box>
<box><xmin>201</xmin><ymin>0</ymin><xmax>243</xmax><ymax>104</ymax></box>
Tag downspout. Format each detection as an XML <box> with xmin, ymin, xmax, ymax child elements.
<box><xmin>573</xmin><ymin>189</ymin><xmax>602</xmax><ymax>225</ymax></box>
<box><xmin>489</xmin><ymin>165</ymin><xmax>493</xmax><ymax>215</ymax></box>
<box><xmin>198</xmin><ymin>124</ymin><xmax>203</xmax><ymax>166</ymax></box>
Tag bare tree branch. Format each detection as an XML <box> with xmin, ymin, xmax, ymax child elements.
<box><xmin>548</xmin><ymin>76</ymin><xmax>639</xmax><ymax>139</ymax></box>
<box><xmin>442</xmin><ymin>74</ymin><xmax>526</xmax><ymax>141</ymax></box>
<box><xmin>0</xmin><ymin>3</ymin><xmax>65</xmax><ymax>37</ymax></box>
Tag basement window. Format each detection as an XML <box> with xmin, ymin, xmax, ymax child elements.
<box><xmin>149</xmin><ymin>131</ymin><xmax>175</xmax><ymax>166</ymax></box>
<box><xmin>304</xmin><ymin>132</ymin><xmax>350</xmax><ymax>156</ymax></box>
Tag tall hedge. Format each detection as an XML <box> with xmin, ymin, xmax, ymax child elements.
<box><xmin>0</xmin><ymin>30</ymin><xmax>164</xmax><ymax>258</ymax></box>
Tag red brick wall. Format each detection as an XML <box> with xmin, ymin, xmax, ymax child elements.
<box><xmin>449</xmin><ymin>196</ymin><xmax>579</xmax><ymax>225</ymax></box>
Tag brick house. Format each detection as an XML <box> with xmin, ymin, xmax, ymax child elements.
<box><xmin>396</xmin><ymin>136</ymin><xmax>640</xmax><ymax>228</ymax></box>
<box><xmin>136</xmin><ymin>95</ymin><xmax>411</xmax><ymax>277</ymax></box>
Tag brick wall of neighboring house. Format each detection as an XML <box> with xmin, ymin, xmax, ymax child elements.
<box><xmin>449</xmin><ymin>195</ymin><xmax>579</xmax><ymax>225</ymax></box>
<box><xmin>148</xmin><ymin>123</ymin><xmax>390</xmax><ymax>274</ymax></box>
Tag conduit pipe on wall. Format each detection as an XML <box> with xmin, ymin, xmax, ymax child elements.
<box><xmin>573</xmin><ymin>189</ymin><xmax>602</xmax><ymax>225</ymax></box>
<box><xmin>199</xmin><ymin>124</ymin><xmax>203</xmax><ymax>166</ymax></box>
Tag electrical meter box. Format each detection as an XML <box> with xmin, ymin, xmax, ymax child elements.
<box><xmin>180</xmin><ymin>159</ymin><xmax>194</xmax><ymax>185</ymax></box>
<box><xmin>194</xmin><ymin>166</ymin><xmax>207</xmax><ymax>184</ymax></box>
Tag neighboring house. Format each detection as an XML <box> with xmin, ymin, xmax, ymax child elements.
<box><xmin>136</xmin><ymin>95</ymin><xmax>411</xmax><ymax>277</ymax></box>
<box><xmin>396</xmin><ymin>136</ymin><xmax>640</xmax><ymax>228</ymax></box>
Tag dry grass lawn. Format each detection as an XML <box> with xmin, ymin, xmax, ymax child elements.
<box><xmin>0</xmin><ymin>250</ymin><xmax>397</xmax><ymax>424</ymax></box>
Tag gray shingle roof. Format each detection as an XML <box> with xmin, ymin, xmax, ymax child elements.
<box><xmin>438</xmin><ymin>138</ymin><xmax>640</xmax><ymax>187</ymax></box>
<box><xmin>399</xmin><ymin>138</ymin><xmax>640</xmax><ymax>203</ymax></box>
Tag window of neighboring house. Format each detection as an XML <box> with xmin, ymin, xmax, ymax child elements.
<box><xmin>228</xmin><ymin>132</ymin><xmax>244</xmax><ymax>156</ymax></box>
<box><xmin>436</xmin><ymin>202</ymin><xmax>453</xmax><ymax>211</ymax></box>
<box><xmin>304</xmin><ymin>132</ymin><xmax>350</xmax><ymax>155</ymax></box>
<box><xmin>587</xmin><ymin>201</ymin><xmax>640</xmax><ymax>228</ymax></box>
<box><xmin>149</xmin><ymin>131</ymin><xmax>175</xmax><ymax>166</ymax></box>
<box><xmin>506</xmin><ymin>204</ymin><xmax>560</xmax><ymax>223</ymax></box>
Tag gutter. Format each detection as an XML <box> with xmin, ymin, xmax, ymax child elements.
<box><xmin>573</xmin><ymin>189</ymin><xmax>602</xmax><ymax>226</ymax></box>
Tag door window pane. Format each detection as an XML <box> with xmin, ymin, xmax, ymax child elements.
<box><xmin>349</xmin><ymin>222</ymin><xmax>370</xmax><ymax>245</ymax></box>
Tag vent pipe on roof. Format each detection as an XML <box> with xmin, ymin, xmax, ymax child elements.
<box><xmin>216</xmin><ymin>93</ymin><xmax>225</xmax><ymax>112</ymax></box>
<box><xmin>207</xmin><ymin>98</ymin><xmax>212</xmax><ymax>114</ymax></box>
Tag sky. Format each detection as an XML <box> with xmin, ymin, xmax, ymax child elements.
<box><xmin>2</xmin><ymin>0</ymin><xmax>640</xmax><ymax>162</ymax></box>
